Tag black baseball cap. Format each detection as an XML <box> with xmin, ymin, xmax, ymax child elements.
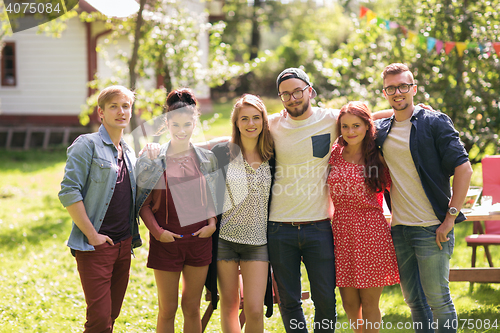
<box><xmin>276</xmin><ymin>68</ymin><xmax>317</xmax><ymax>98</ymax></box>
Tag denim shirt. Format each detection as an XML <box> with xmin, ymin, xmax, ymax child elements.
<box><xmin>375</xmin><ymin>106</ymin><xmax>469</xmax><ymax>223</ymax></box>
<box><xmin>59</xmin><ymin>125</ymin><xmax>141</xmax><ymax>251</ymax></box>
<box><xmin>135</xmin><ymin>142</ymin><xmax>219</xmax><ymax>216</ymax></box>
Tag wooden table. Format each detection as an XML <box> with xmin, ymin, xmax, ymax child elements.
<box><xmin>449</xmin><ymin>209</ymin><xmax>500</xmax><ymax>283</ymax></box>
<box><xmin>463</xmin><ymin>210</ymin><xmax>500</xmax><ymax>221</ymax></box>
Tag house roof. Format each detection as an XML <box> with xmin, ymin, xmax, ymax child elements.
<box><xmin>78</xmin><ymin>0</ymin><xmax>98</xmax><ymax>13</ymax></box>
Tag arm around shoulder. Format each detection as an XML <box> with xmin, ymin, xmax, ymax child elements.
<box><xmin>196</xmin><ymin>136</ymin><xmax>231</xmax><ymax>150</ymax></box>
<box><xmin>372</xmin><ymin>109</ymin><xmax>394</xmax><ymax>120</ymax></box>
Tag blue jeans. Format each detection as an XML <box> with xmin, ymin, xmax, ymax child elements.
<box><xmin>391</xmin><ymin>225</ymin><xmax>457</xmax><ymax>333</ymax></box>
<box><xmin>268</xmin><ymin>221</ymin><xmax>337</xmax><ymax>332</ymax></box>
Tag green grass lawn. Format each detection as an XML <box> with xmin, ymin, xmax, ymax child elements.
<box><xmin>0</xmin><ymin>104</ymin><xmax>499</xmax><ymax>332</ymax></box>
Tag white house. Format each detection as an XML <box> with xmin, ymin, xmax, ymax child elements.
<box><xmin>0</xmin><ymin>0</ymin><xmax>224</xmax><ymax>149</ymax></box>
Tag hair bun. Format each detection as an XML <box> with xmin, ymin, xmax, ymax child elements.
<box><xmin>166</xmin><ymin>88</ymin><xmax>197</xmax><ymax>109</ymax></box>
<box><xmin>180</xmin><ymin>93</ymin><xmax>196</xmax><ymax>106</ymax></box>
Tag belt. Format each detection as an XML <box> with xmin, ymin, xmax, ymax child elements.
<box><xmin>275</xmin><ymin>218</ymin><xmax>330</xmax><ymax>227</ymax></box>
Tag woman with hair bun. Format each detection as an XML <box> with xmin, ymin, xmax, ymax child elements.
<box><xmin>135</xmin><ymin>88</ymin><xmax>218</xmax><ymax>332</ymax></box>
<box><xmin>327</xmin><ymin>101</ymin><xmax>399</xmax><ymax>333</ymax></box>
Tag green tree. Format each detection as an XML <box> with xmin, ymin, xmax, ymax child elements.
<box><xmin>0</xmin><ymin>1</ymin><xmax>11</xmax><ymax>40</ymax></box>
<box><xmin>79</xmin><ymin>0</ymin><xmax>259</xmax><ymax>147</ymax></box>
<box><xmin>317</xmin><ymin>0</ymin><xmax>500</xmax><ymax>161</ymax></box>
<box><xmin>218</xmin><ymin>0</ymin><xmax>354</xmax><ymax>96</ymax></box>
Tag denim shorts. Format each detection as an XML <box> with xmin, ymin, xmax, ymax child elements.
<box><xmin>217</xmin><ymin>238</ymin><xmax>269</xmax><ymax>262</ymax></box>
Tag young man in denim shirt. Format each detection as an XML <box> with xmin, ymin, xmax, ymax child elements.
<box><xmin>376</xmin><ymin>63</ymin><xmax>472</xmax><ymax>333</ymax></box>
<box><xmin>59</xmin><ymin>85</ymin><xmax>141</xmax><ymax>332</ymax></box>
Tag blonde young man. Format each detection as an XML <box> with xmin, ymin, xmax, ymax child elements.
<box><xmin>59</xmin><ymin>85</ymin><xmax>141</xmax><ymax>332</ymax></box>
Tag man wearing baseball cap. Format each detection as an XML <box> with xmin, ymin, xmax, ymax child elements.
<box><xmin>268</xmin><ymin>68</ymin><xmax>338</xmax><ymax>332</ymax></box>
<box><xmin>267</xmin><ymin>68</ymin><xmax>392</xmax><ymax>332</ymax></box>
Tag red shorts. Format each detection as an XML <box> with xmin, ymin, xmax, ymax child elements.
<box><xmin>147</xmin><ymin>234</ymin><xmax>212</xmax><ymax>272</ymax></box>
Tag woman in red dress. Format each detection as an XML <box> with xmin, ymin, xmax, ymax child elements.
<box><xmin>327</xmin><ymin>101</ymin><xmax>399</xmax><ymax>333</ymax></box>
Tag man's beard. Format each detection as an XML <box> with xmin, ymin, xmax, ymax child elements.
<box><xmin>392</xmin><ymin>102</ymin><xmax>409</xmax><ymax>111</ymax></box>
<box><xmin>285</xmin><ymin>100</ymin><xmax>309</xmax><ymax>118</ymax></box>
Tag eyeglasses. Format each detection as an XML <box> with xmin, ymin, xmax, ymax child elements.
<box><xmin>278</xmin><ymin>85</ymin><xmax>310</xmax><ymax>102</ymax></box>
<box><xmin>383</xmin><ymin>83</ymin><xmax>414</xmax><ymax>96</ymax></box>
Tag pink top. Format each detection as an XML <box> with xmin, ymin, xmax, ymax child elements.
<box><xmin>152</xmin><ymin>150</ymin><xmax>215</xmax><ymax>235</ymax></box>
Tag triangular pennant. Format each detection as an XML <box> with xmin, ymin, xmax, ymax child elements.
<box><xmin>456</xmin><ymin>42</ymin><xmax>467</xmax><ymax>57</ymax></box>
<box><xmin>384</xmin><ymin>20</ymin><xmax>391</xmax><ymax>30</ymax></box>
<box><xmin>478</xmin><ymin>44</ymin><xmax>485</xmax><ymax>53</ymax></box>
<box><xmin>366</xmin><ymin>10</ymin><xmax>377</xmax><ymax>24</ymax></box>
<box><xmin>418</xmin><ymin>34</ymin><xmax>426</xmax><ymax>46</ymax></box>
<box><xmin>493</xmin><ymin>42</ymin><xmax>500</xmax><ymax>57</ymax></box>
<box><xmin>389</xmin><ymin>21</ymin><xmax>399</xmax><ymax>29</ymax></box>
<box><xmin>408</xmin><ymin>31</ymin><xmax>417</xmax><ymax>43</ymax></box>
<box><xmin>467</xmin><ymin>42</ymin><xmax>478</xmax><ymax>50</ymax></box>
<box><xmin>400</xmin><ymin>26</ymin><xmax>408</xmax><ymax>37</ymax></box>
<box><xmin>376</xmin><ymin>17</ymin><xmax>385</xmax><ymax>26</ymax></box>
<box><xmin>445</xmin><ymin>42</ymin><xmax>456</xmax><ymax>55</ymax></box>
<box><xmin>427</xmin><ymin>37</ymin><xmax>437</xmax><ymax>52</ymax></box>
<box><xmin>435</xmin><ymin>40</ymin><xmax>444</xmax><ymax>54</ymax></box>
<box><xmin>360</xmin><ymin>6</ymin><xmax>369</xmax><ymax>18</ymax></box>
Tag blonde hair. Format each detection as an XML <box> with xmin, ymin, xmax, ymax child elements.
<box><xmin>230</xmin><ymin>94</ymin><xmax>274</xmax><ymax>161</ymax></box>
<box><xmin>97</xmin><ymin>85</ymin><xmax>135</xmax><ymax>109</ymax></box>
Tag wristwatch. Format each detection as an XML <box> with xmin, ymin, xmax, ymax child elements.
<box><xmin>448</xmin><ymin>207</ymin><xmax>459</xmax><ymax>216</ymax></box>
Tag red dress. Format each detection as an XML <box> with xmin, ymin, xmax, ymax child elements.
<box><xmin>327</xmin><ymin>144</ymin><xmax>399</xmax><ymax>289</ymax></box>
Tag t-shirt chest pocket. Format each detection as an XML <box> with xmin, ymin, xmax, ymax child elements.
<box><xmin>90</xmin><ymin>158</ymin><xmax>112</xmax><ymax>183</ymax></box>
<box><xmin>311</xmin><ymin>133</ymin><xmax>331</xmax><ymax>158</ymax></box>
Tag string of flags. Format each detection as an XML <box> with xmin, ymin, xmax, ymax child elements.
<box><xmin>359</xmin><ymin>6</ymin><xmax>500</xmax><ymax>58</ymax></box>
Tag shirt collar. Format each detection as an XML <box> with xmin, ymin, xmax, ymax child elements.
<box><xmin>98</xmin><ymin>125</ymin><xmax>113</xmax><ymax>146</ymax></box>
<box><xmin>98</xmin><ymin>125</ymin><xmax>131</xmax><ymax>152</ymax></box>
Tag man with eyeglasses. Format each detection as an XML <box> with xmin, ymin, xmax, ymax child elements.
<box><xmin>375</xmin><ymin>63</ymin><xmax>472</xmax><ymax>333</ymax></box>
<box><xmin>267</xmin><ymin>68</ymin><xmax>393</xmax><ymax>332</ymax></box>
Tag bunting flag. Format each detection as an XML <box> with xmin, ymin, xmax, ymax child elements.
<box><xmin>399</xmin><ymin>25</ymin><xmax>408</xmax><ymax>37</ymax></box>
<box><xmin>358</xmin><ymin>5</ymin><xmax>500</xmax><ymax>59</ymax></box>
<box><xmin>445</xmin><ymin>42</ymin><xmax>456</xmax><ymax>55</ymax></box>
<box><xmin>366</xmin><ymin>10</ymin><xmax>377</xmax><ymax>24</ymax></box>
<box><xmin>389</xmin><ymin>21</ymin><xmax>399</xmax><ymax>29</ymax></box>
<box><xmin>427</xmin><ymin>37</ymin><xmax>437</xmax><ymax>52</ymax></box>
<box><xmin>408</xmin><ymin>31</ymin><xmax>417</xmax><ymax>43</ymax></box>
<box><xmin>360</xmin><ymin>6</ymin><xmax>368</xmax><ymax>18</ymax></box>
<box><xmin>493</xmin><ymin>43</ymin><xmax>500</xmax><ymax>56</ymax></box>
<box><xmin>455</xmin><ymin>42</ymin><xmax>467</xmax><ymax>57</ymax></box>
<box><xmin>435</xmin><ymin>40</ymin><xmax>444</xmax><ymax>54</ymax></box>
<box><xmin>418</xmin><ymin>34</ymin><xmax>426</xmax><ymax>46</ymax></box>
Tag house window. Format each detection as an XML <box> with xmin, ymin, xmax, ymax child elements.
<box><xmin>2</xmin><ymin>42</ymin><xmax>16</xmax><ymax>86</ymax></box>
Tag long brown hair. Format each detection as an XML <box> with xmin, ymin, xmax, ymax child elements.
<box><xmin>230</xmin><ymin>94</ymin><xmax>274</xmax><ymax>161</ymax></box>
<box><xmin>336</xmin><ymin>101</ymin><xmax>387</xmax><ymax>193</ymax></box>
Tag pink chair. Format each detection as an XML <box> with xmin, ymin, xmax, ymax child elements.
<box><xmin>465</xmin><ymin>156</ymin><xmax>500</xmax><ymax>267</ymax></box>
